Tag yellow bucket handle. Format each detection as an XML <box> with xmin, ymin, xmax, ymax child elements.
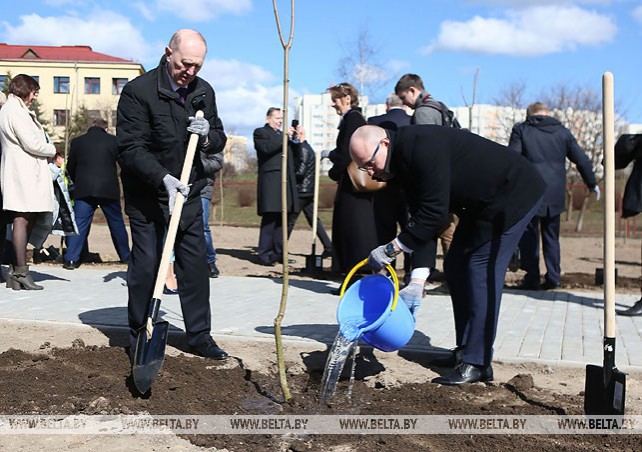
<box><xmin>339</xmin><ymin>258</ymin><xmax>400</xmax><ymax>311</ymax></box>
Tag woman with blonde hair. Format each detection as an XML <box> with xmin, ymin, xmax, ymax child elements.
<box><xmin>0</xmin><ymin>74</ymin><xmax>56</xmax><ymax>290</ymax></box>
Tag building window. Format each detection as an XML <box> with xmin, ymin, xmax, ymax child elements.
<box><xmin>88</xmin><ymin>110</ymin><xmax>102</xmax><ymax>121</ymax></box>
<box><xmin>31</xmin><ymin>75</ymin><xmax>39</xmax><ymax>84</ymax></box>
<box><xmin>0</xmin><ymin>75</ymin><xmax>7</xmax><ymax>90</ymax></box>
<box><xmin>54</xmin><ymin>76</ymin><xmax>70</xmax><ymax>94</ymax></box>
<box><xmin>85</xmin><ymin>77</ymin><xmax>100</xmax><ymax>94</ymax></box>
<box><xmin>112</xmin><ymin>78</ymin><xmax>127</xmax><ymax>95</ymax></box>
<box><xmin>53</xmin><ymin>109</ymin><xmax>69</xmax><ymax>127</ymax></box>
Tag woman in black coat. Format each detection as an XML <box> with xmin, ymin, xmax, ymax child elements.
<box><xmin>327</xmin><ymin>83</ymin><xmax>379</xmax><ymax>274</ymax></box>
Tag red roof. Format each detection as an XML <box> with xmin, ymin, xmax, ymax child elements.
<box><xmin>0</xmin><ymin>43</ymin><xmax>135</xmax><ymax>63</ymax></box>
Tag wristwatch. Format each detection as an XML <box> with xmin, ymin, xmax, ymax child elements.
<box><xmin>384</xmin><ymin>242</ymin><xmax>401</xmax><ymax>258</ymax></box>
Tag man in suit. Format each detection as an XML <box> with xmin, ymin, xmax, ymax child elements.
<box><xmin>508</xmin><ymin>102</ymin><xmax>599</xmax><ymax>290</ymax></box>
<box><xmin>117</xmin><ymin>29</ymin><xmax>228</xmax><ymax>361</ymax></box>
<box><xmin>253</xmin><ymin>107</ymin><xmax>300</xmax><ymax>266</ymax></box>
<box><xmin>63</xmin><ymin>118</ymin><xmax>130</xmax><ymax>269</ymax></box>
<box><xmin>367</xmin><ymin>93</ymin><xmax>411</xmax><ymax>128</ymax></box>
<box><xmin>351</xmin><ymin>124</ymin><xmax>545</xmax><ymax>385</ymax></box>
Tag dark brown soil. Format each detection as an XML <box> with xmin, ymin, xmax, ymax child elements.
<box><xmin>1</xmin><ymin>344</ymin><xmax>639</xmax><ymax>451</ymax></box>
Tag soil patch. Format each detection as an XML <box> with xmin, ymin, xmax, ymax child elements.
<box><xmin>1</xmin><ymin>343</ymin><xmax>639</xmax><ymax>451</ymax></box>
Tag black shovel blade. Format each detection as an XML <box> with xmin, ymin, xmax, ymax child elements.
<box><xmin>132</xmin><ymin>319</ymin><xmax>169</xmax><ymax>394</ymax></box>
<box><xmin>584</xmin><ymin>363</ymin><xmax>626</xmax><ymax>415</ymax></box>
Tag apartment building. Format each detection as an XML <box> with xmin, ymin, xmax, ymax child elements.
<box><xmin>0</xmin><ymin>43</ymin><xmax>145</xmax><ymax>140</ymax></box>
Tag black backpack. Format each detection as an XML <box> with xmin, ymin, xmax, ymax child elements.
<box><xmin>421</xmin><ymin>97</ymin><xmax>461</xmax><ymax>128</ymax></box>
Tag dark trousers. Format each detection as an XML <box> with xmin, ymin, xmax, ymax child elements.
<box><xmin>127</xmin><ymin>213</ymin><xmax>211</xmax><ymax>349</ymax></box>
<box><xmin>258</xmin><ymin>212</ymin><xmax>284</xmax><ymax>265</ymax></box>
<box><xmin>65</xmin><ymin>197</ymin><xmax>130</xmax><ymax>262</ymax></box>
<box><xmin>287</xmin><ymin>196</ymin><xmax>332</xmax><ymax>253</ymax></box>
<box><xmin>519</xmin><ymin>214</ymin><xmax>561</xmax><ymax>286</ymax></box>
<box><xmin>444</xmin><ymin>198</ymin><xmax>541</xmax><ymax>367</ymax></box>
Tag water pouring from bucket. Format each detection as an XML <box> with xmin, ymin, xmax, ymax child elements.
<box><xmin>336</xmin><ymin>259</ymin><xmax>415</xmax><ymax>352</ymax></box>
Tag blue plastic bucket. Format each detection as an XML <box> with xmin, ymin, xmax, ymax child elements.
<box><xmin>336</xmin><ymin>259</ymin><xmax>415</xmax><ymax>352</ymax></box>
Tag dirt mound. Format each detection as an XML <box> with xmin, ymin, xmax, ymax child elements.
<box><xmin>0</xmin><ymin>344</ymin><xmax>639</xmax><ymax>451</ymax></box>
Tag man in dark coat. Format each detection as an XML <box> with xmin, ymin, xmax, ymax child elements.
<box><xmin>351</xmin><ymin>124</ymin><xmax>545</xmax><ymax>385</ymax></box>
<box><xmin>509</xmin><ymin>102</ymin><xmax>599</xmax><ymax>290</ymax></box>
<box><xmin>64</xmin><ymin>118</ymin><xmax>130</xmax><ymax>269</ymax></box>
<box><xmin>614</xmin><ymin>133</ymin><xmax>642</xmax><ymax>316</ymax></box>
<box><xmin>117</xmin><ymin>29</ymin><xmax>228</xmax><ymax>361</ymax></box>
<box><xmin>287</xmin><ymin>126</ymin><xmax>332</xmax><ymax>257</ymax></box>
<box><xmin>253</xmin><ymin>107</ymin><xmax>300</xmax><ymax>266</ymax></box>
<box><xmin>367</xmin><ymin>93</ymin><xmax>411</xmax><ymax>128</ymax></box>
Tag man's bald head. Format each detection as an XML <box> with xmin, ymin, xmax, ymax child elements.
<box><xmin>165</xmin><ymin>29</ymin><xmax>207</xmax><ymax>87</ymax></box>
<box><xmin>350</xmin><ymin>125</ymin><xmax>392</xmax><ymax>180</ymax></box>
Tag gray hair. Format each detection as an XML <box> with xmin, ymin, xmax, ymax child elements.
<box><xmin>386</xmin><ymin>93</ymin><xmax>404</xmax><ymax>108</ymax></box>
<box><xmin>168</xmin><ymin>29</ymin><xmax>207</xmax><ymax>50</ymax></box>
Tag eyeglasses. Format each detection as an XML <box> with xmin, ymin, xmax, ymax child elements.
<box><xmin>358</xmin><ymin>142</ymin><xmax>380</xmax><ymax>172</ymax></box>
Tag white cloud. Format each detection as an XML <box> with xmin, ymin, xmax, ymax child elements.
<box><xmin>423</xmin><ymin>5</ymin><xmax>616</xmax><ymax>56</ymax></box>
<box><xmin>154</xmin><ymin>0</ymin><xmax>252</xmax><ymax>22</ymax></box>
<box><xmin>2</xmin><ymin>12</ymin><xmax>156</xmax><ymax>63</ymax></box>
<box><xmin>198</xmin><ymin>59</ymin><xmax>291</xmax><ymax>137</ymax></box>
<box><xmin>633</xmin><ymin>5</ymin><xmax>642</xmax><ymax>25</ymax></box>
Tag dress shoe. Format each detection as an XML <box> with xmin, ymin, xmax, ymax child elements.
<box><xmin>63</xmin><ymin>261</ymin><xmax>80</xmax><ymax>270</ymax></box>
<box><xmin>190</xmin><ymin>338</ymin><xmax>228</xmax><ymax>360</ymax></box>
<box><xmin>208</xmin><ymin>263</ymin><xmax>220</xmax><ymax>278</ymax></box>
<box><xmin>163</xmin><ymin>285</ymin><xmax>179</xmax><ymax>295</ymax></box>
<box><xmin>321</xmin><ymin>249</ymin><xmax>332</xmax><ymax>259</ymax></box>
<box><xmin>433</xmin><ymin>362</ymin><xmax>494</xmax><ymax>385</ymax></box>
<box><xmin>258</xmin><ymin>259</ymin><xmax>276</xmax><ymax>267</ymax></box>
<box><xmin>513</xmin><ymin>280</ymin><xmax>540</xmax><ymax>290</ymax></box>
<box><xmin>541</xmin><ymin>279</ymin><xmax>561</xmax><ymax>291</ymax></box>
<box><xmin>428</xmin><ymin>346</ymin><xmax>464</xmax><ymax>368</ymax></box>
<box><xmin>617</xmin><ymin>298</ymin><xmax>642</xmax><ymax>317</ymax></box>
<box><xmin>9</xmin><ymin>265</ymin><xmax>43</xmax><ymax>291</ymax></box>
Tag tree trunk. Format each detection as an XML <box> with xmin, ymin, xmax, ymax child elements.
<box><xmin>575</xmin><ymin>193</ymin><xmax>590</xmax><ymax>232</ymax></box>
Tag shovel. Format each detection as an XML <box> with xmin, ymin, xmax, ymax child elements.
<box><xmin>305</xmin><ymin>146</ymin><xmax>323</xmax><ymax>273</ymax></box>
<box><xmin>584</xmin><ymin>73</ymin><xmax>626</xmax><ymax>415</ymax></box>
<box><xmin>132</xmin><ymin>110</ymin><xmax>204</xmax><ymax>394</ymax></box>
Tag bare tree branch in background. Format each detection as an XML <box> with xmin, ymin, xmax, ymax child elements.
<box><xmin>336</xmin><ymin>25</ymin><xmax>393</xmax><ymax>102</ymax></box>
<box><xmin>492</xmin><ymin>81</ymin><xmax>528</xmax><ymax>143</ymax></box>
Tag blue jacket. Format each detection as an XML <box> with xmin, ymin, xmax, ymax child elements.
<box><xmin>508</xmin><ymin>115</ymin><xmax>596</xmax><ymax>217</ymax></box>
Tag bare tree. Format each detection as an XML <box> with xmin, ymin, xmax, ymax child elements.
<box><xmin>492</xmin><ymin>81</ymin><xmax>528</xmax><ymax>143</ymax></box>
<box><xmin>336</xmin><ymin>26</ymin><xmax>392</xmax><ymax>101</ymax></box>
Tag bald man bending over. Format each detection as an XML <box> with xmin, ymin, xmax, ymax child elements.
<box><xmin>350</xmin><ymin>125</ymin><xmax>544</xmax><ymax>385</ymax></box>
<box><xmin>117</xmin><ymin>29</ymin><xmax>228</xmax><ymax>362</ymax></box>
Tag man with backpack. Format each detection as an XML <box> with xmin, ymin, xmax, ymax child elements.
<box><xmin>394</xmin><ymin>73</ymin><xmax>460</xmax><ymax>297</ymax></box>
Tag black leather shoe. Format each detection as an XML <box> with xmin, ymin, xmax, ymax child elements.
<box><xmin>209</xmin><ymin>263</ymin><xmax>220</xmax><ymax>278</ymax></box>
<box><xmin>428</xmin><ymin>346</ymin><xmax>463</xmax><ymax>368</ymax></box>
<box><xmin>513</xmin><ymin>280</ymin><xmax>540</xmax><ymax>290</ymax></box>
<box><xmin>190</xmin><ymin>338</ymin><xmax>228</xmax><ymax>360</ymax></box>
<box><xmin>541</xmin><ymin>280</ymin><xmax>561</xmax><ymax>290</ymax></box>
<box><xmin>617</xmin><ymin>298</ymin><xmax>642</xmax><ymax>316</ymax></box>
<box><xmin>63</xmin><ymin>261</ymin><xmax>79</xmax><ymax>270</ymax></box>
<box><xmin>321</xmin><ymin>250</ymin><xmax>332</xmax><ymax>259</ymax></box>
<box><xmin>433</xmin><ymin>363</ymin><xmax>493</xmax><ymax>385</ymax></box>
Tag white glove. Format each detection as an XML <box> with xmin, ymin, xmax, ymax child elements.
<box><xmin>399</xmin><ymin>282</ymin><xmax>423</xmax><ymax>319</ymax></box>
<box><xmin>163</xmin><ymin>174</ymin><xmax>190</xmax><ymax>215</ymax></box>
<box><xmin>593</xmin><ymin>185</ymin><xmax>601</xmax><ymax>201</ymax></box>
<box><xmin>187</xmin><ymin>116</ymin><xmax>210</xmax><ymax>139</ymax></box>
<box><xmin>368</xmin><ymin>243</ymin><xmax>395</xmax><ymax>271</ymax></box>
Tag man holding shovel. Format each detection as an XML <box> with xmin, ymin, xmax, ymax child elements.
<box><xmin>117</xmin><ymin>29</ymin><xmax>228</xmax><ymax>362</ymax></box>
<box><xmin>351</xmin><ymin>124</ymin><xmax>545</xmax><ymax>385</ymax></box>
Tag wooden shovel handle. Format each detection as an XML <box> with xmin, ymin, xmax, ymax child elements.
<box><xmin>603</xmin><ymin>73</ymin><xmax>616</xmax><ymax>339</ymax></box>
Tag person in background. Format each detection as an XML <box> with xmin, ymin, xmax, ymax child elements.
<box><xmin>287</xmin><ymin>124</ymin><xmax>332</xmax><ymax>258</ymax></box>
<box><xmin>508</xmin><ymin>102</ymin><xmax>599</xmax><ymax>290</ymax></box>
<box><xmin>201</xmin><ymin>150</ymin><xmax>224</xmax><ymax>277</ymax></box>
<box><xmin>0</xmin><ymin>74</ymin><xmax>56</xmax><ymax>290</ymax></box>
<box><xmin>253</xmin><ymin>107</ymin><xmax>300</xmax><ymax>266</ymax></box>
<box><xmin>351</xmin><ymin>124</ymin><xmax>545</xmax><ymax>385</ymax></box>
<box><xmin>117</xmin><ymin>29</ymin><xmax>228</xmax><ymax>361</ymax></box>
<box><xmin>63</xmin><ymin>118</ymin><xmax>130</xmax><ymax>269</ymax></box>
<box><xmin>614</xmin><ymin>133</ymin><xmax>642</xmax><ymax>316</ymax></box>
<box><xmin>326</xmin><ymin>82</ymin><xmax>378</xmax><ymax>276</ymax></box>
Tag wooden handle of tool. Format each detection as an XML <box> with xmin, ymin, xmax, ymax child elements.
<box><xmin>311</xmin><ymin>147</ymin><xmax>321</xmax><ymax>244</ymax></box>
<box><xmin>603</xmin><ymin>72</ymin><xmax>616</xmax><ymax>338</ymax></box>
<box><xmin>151</xmin><ymin>110</ymin><xmax>205</xmax><ymax>300</ymax></box>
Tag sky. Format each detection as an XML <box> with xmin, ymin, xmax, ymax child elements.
<box><xmin>2</xmin><ymin>0</ymin><xmax>641</xmax><ymax>140</ymax></box>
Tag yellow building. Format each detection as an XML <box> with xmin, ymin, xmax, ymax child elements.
<box><xmin>0</xmin><ymin>43</ymin><xmax>145</xmax><ymax>140</ymax></box>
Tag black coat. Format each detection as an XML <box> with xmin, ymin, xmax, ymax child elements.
<box><xmin>367</xmin><ymin>108</ymin><xmax>411</xmax><ymax>129</ymax></box>
<box><xmin>116</xmin><ymin>57</ymin><xmax>227</xmax><ymax>225</ymax></box>
<box><xmin>253</xmin><ymin>124</ymin><xmax>300</xmax><ymax>215</ymax></box>
<box><xmin>390</xmin><ymin>125</ymin><xmax>546</xmax><ymax>253</ymax></box>
<box><xmin>508</xmin><ymin>115</ymin><xmax>596</xmax><ymax>217</ymax></box>
<box><xmin>615</xmin><ymin>134</ymin><xmax>642</xmax><ymax>218</ymax></box>
<box><xmin>294</xmin><ymin>141</ymin><xmax>316</xmax><ymax>197</ymax></box>
<box><xmin>68</xmin><ymin>126</ymin><xmax>121</xmax><ymax>200</ymax></box>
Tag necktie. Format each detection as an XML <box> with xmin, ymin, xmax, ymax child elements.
<box><xmin>177</xmin><ymin>87</ymin><xmax>188</xmax><ymax>104</ymax></box>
